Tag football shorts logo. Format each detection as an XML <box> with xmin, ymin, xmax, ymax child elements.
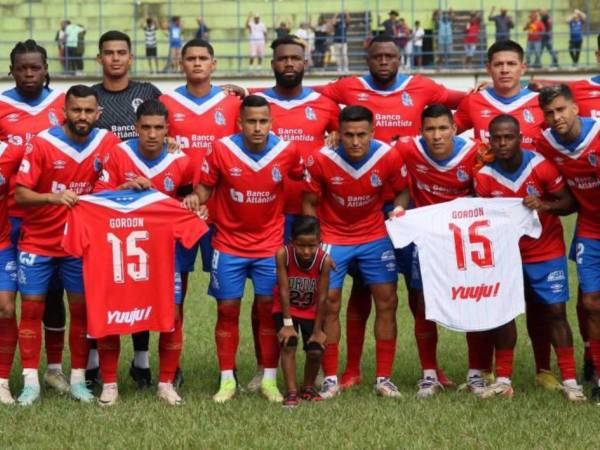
<box><xmin>357</xmin><ymin>93</ymin><xmax>369</xmax><ymax>101</ymax></box>
<box><xmin>456</xmin><ymin>167</ymin><xmax>469</xmax><ymax>182</ymax></box>
<box><xmin>163</xmin><ymin>175</ymin><xmax>175</xmax><ymax>192</ymax></box>
<box><xmin>370</xmin><ymin>172</ymin><xmax>382</xmax><ymax>187</ymax></box>
<box><xmin>214</xmin><ymin>110</ymin><xmax>226</xmax><ymax>125</ymax></box>
<box><xmin>6</xmin><ymin>113</ymin><xmax>19</xmax><ymax>122</ymax></box>
<box><xmin>131</xmin><ymin>98</ymin><xmax>144</xmax><ymax>112</ymax></box>
<box><xmin>272</xmin><ymin>166</ymin><xmax>282</xmax><ymax>182</ymax></box>
<box><xmin>547</xmin><ymin>270</ymin><xmax>566</xmax><ymax>282</ymax></box>
<box><xmin>526</xmin><ymin>183</ymin><xmax>540</xmax><ymax>196</ymax></box>
<box><xmin>588</xmin><ymin>153</ymin><xmax>597</xmax><ymax>167</ymax></box>
<box><xmin>48</xmin><ymin>110</ymin><xmax>60</xmax><ymax>126</ymax></box>
<box><xmin>522</xmin><ymin>109</ymin><xmax>534</xmax><ymax>124</ymax></box>
<box><xmin>401</xmin><ymin>92</ymin><xmax>413</xmax><ymax>107</ymax></box>
<box><xmin>380</xmin><ymin>250</ymin><xmax>395</xmax><ymax>261</ymax></box>
<box><xmin>53</xmin><ymin>160</ymin><xmax>66</xmax><ymax>170</ymax></box>
<box><xmin>230</xmin><ymin>188</ymin><xmax>244</xmax><ymax>203</ymax></box>
<box><xmin>305</xmin><ymin>106</ymin><xmax>317</xmax><ymax>121</ymax></box>
<box><xmin>173</xmin><ymin>112</ymin><xmax>186</xmax><ymax>122</ymax></box>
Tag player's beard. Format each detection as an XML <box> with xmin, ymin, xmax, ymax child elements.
<box><xmin>274</xmin><ymin>68</ymin><xmax>304</xmax><ymax>89</ymax></box>
<box><xmin>66</xmin><ymin>119</ymin><xmax>94</xmax><ymax>137</ymax></box>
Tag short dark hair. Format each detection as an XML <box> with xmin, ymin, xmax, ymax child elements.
<box><xmin>98</xmin><ymin>31</ymin><xmax>131</xmax><ymax>52</ymax></box>
<box><xmin>136</xmin><ymin>99</ymin><xmax>168</xmax><ymax>121</ymax></box>
<box><xmin>421</xmin><ymin>104</ymin><xmax>454</xmax><ymax>124</ymax></box>
<box><xmin>182</xmin><ymin>38</ymin><xmax>214</xmax><ymax>58</ymax></box>
<box><xmin>65</xmin><ymin>84</ymin><xmax>98</xmax><ymax>103</ymax></box>
<box><xmin>367</xmin><ymin>34</ymin><xmax>397</xmax><ymax>49</ymax></box>
<box><xmin>489</xmin><ymin>114</ymin><xmax>520</xmax><ymax>133</ymax></box>
<box><xmin>241</xmin><ymin>94</ymin><xmax>270</xmax><ymax>111</ymax></box>
<box><xmin>291</xmin><ymin>215</ymin><xmax>320</xmax><ymax>239</ymax></box>
<box><xmin>340</xmin><ymin>105</ymin><xmax>373</xmax><ymax>125</ymax></box>
<box><xmin>538</xmin><ymin>84</ymin><xmax>574</xmax><ymax>108</ymax></box>
<box><xmin>389</xmin><ymin>10</ymin><xmax>399</xmax><ymax>16</ymax></box>
<box><xmin>487</xmin><ymin>40</ymin><xmax>524</xmax><ymax>62</ymax></box>
<box><xmin>270</xmin><ymin>35</ymin><xmax>305</xmax><ymax>52</ymax></box>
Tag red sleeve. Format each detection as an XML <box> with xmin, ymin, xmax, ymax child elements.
<box><xmin>288</xmin><ymin>143</ymin><xmax>306</xmax><ymax>181</ymax></box>
<box><xmin>327</xmin><ymin>101</ymin><xmax>341</xmax><ymax>132</ymax></box>
<box><xmin>387</xmin><ymin>151</ymin><xmax>408</xmax><ymax>193</ymax></box>
<box><xmin>197</xmin><ymin>145</ymin><xmax>221</xmax><ymax>187</ymax></box>
<box><xmin>93</xmin><ymin>148</ymin><xmax>120</xmax><ymax>192</ymax></box>
<box><xmin>473</xmin><ymin>173</ymin><xmax>491</xmax><ymax>197</ymax></box>
<box><xmin>540</xmin><ymin>159</ymin><xmax>565</xmax><ymax>193</ymax></box>
<box><xmin>61</xmin><ymin>206</ymin><xmax>89</xmax><ymax>257</ymax></box>
<box><xmin>15</xmin><ymin>139</ymin><xmax>44</xmax><ymax>189</ymax></box>
<box><xmin>443</xmin><ymin>89</ymin><xmax>466</xmax><ymax>109</ymax></box>
<box><xmin>303</xmin><ymin>155</ymin><xmax>323</xmax><ymax>194</ymax></box>
<box><xmin>171</xmin><ymin>203</ymin><xmax>209</xmax><ymax>249</ymax></box>
<box><xmin>318</xmin><ymin>79</ymin><xmax>345</xmax><ymax>104</ymax></box>
<box><xmin>453</xmin><ymin>95</ymin><xmax>473</xmax><ymax>134</ymax></box>
<box><xmin>180</xmin><ymin>155</ymin><xmax>195</xmax><ymax>186</ymax></box>
<box><xmin>1</xmin><ymin>144</ymin><xmax>25</xmax><ymax>176</ymax></box>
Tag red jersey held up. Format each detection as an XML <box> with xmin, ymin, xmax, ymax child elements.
<box><xmin>62</xmin><ymin>189</ymin><xmax>208</xmax><ymax>338</ymax></box>
<box><xmin>0</xmin><ymin>142</ymin><xmax>24</xmax><ymax>249</ymax></box>
<box><xmin>272</xmin><ymin>245</ymin><xmax>327</xmax><ymax>320</ymax></box>
<box><xmin>569</xmin><ymin>77</ymin><xmax>600</xmax><ymax>119</ymax></box>
<box><xmin>199</xmin><ymin>133</ymin><xmax>304</xmax><ymax>258</ymax></box>
<box><xmin>16</xmin><ymin>127</ymin><xmax>120</xmax><ymax>257</ymax></box>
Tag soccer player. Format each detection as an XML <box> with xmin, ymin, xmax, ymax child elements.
<box><xmin>193</xmin><ymin>95</ymin><xmax>305</xmax><ymax>403</ymax></box>
<box><xmin>93</xmin><ymin>99</ymin><xmax>196</xmax><ymax>406</ymax></box>
<box><xmin>15</xmin><ymin>85</ymin><xmax>119</xmax><ymax>405</ymax></box>
<box><xmin>274</xmin><ymin>216</ymin><xmax>331</xmax><ymax>407</ymax></box>
<box><xmin>394</xmin><ymin>104</ymin><xmax>481</xmax><ymax>397</ymax></box>
<box><xmin>536</xmin><ymin>84</ymin><xmax>600</xmax><ymax>403</ymax></box>
<box><xmin>454</xmin><ymin>40</ymin><xmax>557</xmax><ymax>388</ymax></box>
<box><xmin>303</xmin><ymin>105</ymin><xmax>407</xmax><ymax>399</ymax></box>
<box><xmin>475</xmin><ymin>114</ymin><xmax>584</xmax><ymax>401</ymax></box>
<box><xmin>0</xmin><ymin>40</ymin><xmax>68</xmax><ymax>395</ymax></box>
<box><xmin>90</xmin><ymin>30</ymin><xmax>162</xmax><ymax>387</ymax></box>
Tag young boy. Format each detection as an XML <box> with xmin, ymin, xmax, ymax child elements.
<box><xmin>273</xmin><ymin>216</ymin><xmax>331</xmax><ymax>407</ymax></box>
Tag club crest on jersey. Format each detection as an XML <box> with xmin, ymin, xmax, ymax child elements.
<box><xmin>401</xmin><ymin>92</ymin><xmax>413</xmax><ymax>107</ymax></box>
<box><xmin>456</xmin><ymin>167</ymin><xmax>469</xmax><ymax>182</ymax></box>
<box><xmin>370</xmin><ymin>171</ymin><xmax>382</xmax><ymax>187</ymax></box>
<box><xmin>272</xmin><ymin>166</ymin><xmax>282</xmax><ymax>182</ymax></box>
<box><xmin>588</xmin><ymin>153</ymin><xmax>597</xmax><ymax>167</ymax></box>
<box><xmin>93</xmin><ymin>155</ymin><xmax>103</xmax><ymax>172</ymax></box>
<box><xmin>131</xmin><ymin>98</ymin><xmax>144</xmax><ymax>112</ymax></box>
<box><xmin>526</xmin><ymin>183</ymin><xmax>540</xmax><ymax>196</ymax></box>
<box><xmin>163</xmin><ymin>175</ymin><xmax>175</xmax><ymax>192</ymax></box>
<box><xmin>214</xmin><ymin>110</ymin><xmax>226</xmax><ymax>125</ymax></box>
<box><xmin>522</xmin><ymin>109</ymin><xmax>534</xmax><ymax>124</ymax></box>
<box><xmin>48</xmin><ymin>110</ymin><xmax>60</xmax><ymax>126</ymax></box>
<box><xmin>305</xmin><ymin>106</ymin><xmax>317</xmax><ymax>121</ymax></box>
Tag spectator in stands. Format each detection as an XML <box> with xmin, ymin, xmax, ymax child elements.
<box><xmin>167</xmin><ymin>16</ymin><xmax>183</xmax><ymax>73</ymax></box>
<box><xmin>332</xmin><ymin>11</ymin><xmax>350</xmax><ymax>73</ymax></box>
<box><xmin>464</xmin><ymin>12</ymin><xmax>481</xmax><ymax>67</ymax></box>
<box><xmin>275</xmin><ymin>22</ymin><xmax>290</xmax><ymax>39</ymax></box>
<box><xmin>396</xmin><ymin>18</ymin><xmax>411</xmax><ymax>68</ymax></box>
<box><xmin>55</xmin><ymin>20</ymin><xmax>67</xmax><ymax>73</ymax></box>
<box><xmin>567</xmin><ymin>9</ymin><xmax>586</xmax><ymax>66</ymax></box>
<box><xmin>65</xmin><ymin>21</ymin><xmax>85</xmax><ymax>74</ymax></box>
<box><xmin>488</xmin><ymin>7</ymin><xmax>514</xmax><ymax>42</ymax></box>
<box><xmin>195</xmin><ymin>17</ymin><xmax>210</xmax><ymax>40</ymax></box>
<box><xmin>381</xmin><ymin>10</ymin><xmax>399</xmax><ymax>38</ymax></box>
<box><xmin>142</xmin><ymin>17</ymin><xmax>159</xmax><ymax>74</ymax></box>
<box><xmin>539</xmin><ymin>10</ymin><xmax>558</xmax><ymax>67</ymax></box>
<box><xmin>296</xmin><ymin>22</ymin><xmax>315</xmax><ymax>67</ymax></box>
<box><xmin>247</xmin><ymin>13</ymin><xmax>267</xmax><ymax>71</ymax></box>
<box><xmin>412</xmin><ymin>20</ymin><xmax>424</xmax><ymax>68</ymax></box>
<box><xmin>435</xmin><ymin>9</ymin><xmax>454</xmax><ymax>68</ymax></box>
<box><xmin>313</xmin><ymin>15</ymin><xmax>331</xmax><ymax>68</ymax></box>
<box><xmin>524</xmin><ymin>10</ymin><xmax>545</xmax><ymax>68</ymax></box>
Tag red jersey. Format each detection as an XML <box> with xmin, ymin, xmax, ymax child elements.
<box><xmin>454</xmin><ymin>88</ymin><xmax>544</xmax><ymax>150</ymax></box>
<box><xmin>199</xmin><ymin>133</ymin><xmax>304</xmax><ymax>258</ymax></box>
<box><xmin>396</xmin><ymin>136</ymin><xmax>479</xmax><ymax>207</ymax></box>
<box><xmin>160</xmin><ymin>86</ymin><xmax>240</xmax><ymax>169</ymax></box>
<box><xmin>475</xmin><ymin>151</ymin><xmax>565</xmax><ymax>262</ymax></box>
<box><xmin>536</xmin><ymin>118</ymin><xmax>600</xmax><ymax>239</ymax></box>
<box><xmin>0</xmin><ymin>142</ymin><xmax>24</xmax><ymax>249</ymax></box>
<box><xmin>569</xmin><ymin>77</ymin><xmax>600</xmax><ymax>119</ymax></box>
<box><xmin>272</xmin><ymin>245</ymin><xmax>327</xmax><ymax>320</ymax></box>
<box><xmin>94</xmin><ymin>139</ymin><xmax>193</xmax><ymax>197</ymax></box>
<box><xmin>16</xmin><ymin>127</ymin><xmax>120</xmax><ymax>257</ymax></box>
<box><xmin>62</xmin><ymin>189</ymin><xmax>207</xmax><ymax>338</ymax></box>
<box><xmin>305</xmin><ymin>140</ymin><xmax>407</xmax><ymax>245</ymax></box>
<box><xmin>319</xmin><ymin>74</ymin><xmax>449</xmax><ymax>142</ymax></box>
<box><xmin>256</xmin><ymin>87</ymin><xmax>340</xmax><ymax>215</ymax></box>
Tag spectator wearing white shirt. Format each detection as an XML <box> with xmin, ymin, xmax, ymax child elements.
<box><xmin>412</xmin><ymin>21</ymin><xmax>424</xmax><ymax>68</ymax></box>
<box><xmin>247</xmin><ymin>14</ymin><xmax>267</xmax><ymax>70</ymax></box>
<box><xmin>295</xmin><ymin>22</ymin><xmax>314</xmax><ymax>67</ymax></box>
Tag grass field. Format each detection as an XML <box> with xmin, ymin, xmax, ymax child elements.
<box><xmin>0</xmin><ymin>215</ymin><xmax>597</xmax><ymax>450</ymax></box>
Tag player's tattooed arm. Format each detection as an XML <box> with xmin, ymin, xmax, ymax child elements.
<box><xmin>308</xmin><ymin>255</ymin><xmax>332</xmax><ymax>349</ymax></box>
<box><xmin>276</xmin><ymin>247</ymin><xmax>298</xmax><ymax>346</ymax></box>
<box><xmin>16</xmin><ymin>185</ymin><xmax>79</xmax><ymax>208</ymax></box>
<box><xmin>522</xmin><ymin>186</ymin><xmax>578</xmax><ymax>216</ymax></box>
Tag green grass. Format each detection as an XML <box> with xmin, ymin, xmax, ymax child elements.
<box><xmin>0</xmin><ymin>215</ymin><xmax>597</xmax><ymax>449</ymax></box>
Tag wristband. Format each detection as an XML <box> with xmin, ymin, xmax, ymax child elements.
<box><xmin>283</xmin><ymin>318</ymin><xmax>294</xmax><ymax>327</ymax></box>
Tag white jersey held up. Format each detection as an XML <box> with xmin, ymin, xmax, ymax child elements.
<box><xmin>386</xmin><ymin>198</ymin><xmax>542</xmax><ymax>332</ymax></box>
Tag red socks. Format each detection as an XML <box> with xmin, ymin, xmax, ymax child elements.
<box><xmin>413</xmin><ymin>313</ymin><xmax>438</xmax><ymax>370</ymax></box>
<box><xmin>18</xmin><ymin>301</ymin><xmax>45</xmax><ymax>369</ymax></box>
<box><xmin>215</xmin><ymin>302</ymin><xmax>240</xmax><ymax>371</ymax></box>
<box><xmin>44</xmin><ymin>327</ymin><xmax>65</xmax><ymax>366</ymax></box>
<box><xmin>159</xmin><ymin>315</ymin><xmax>183</xmax><ymax>383</ymax></box>
<box><xmin>555</xmin><ymin>346</ymin><xmax>576</xmax><ymax>381</ymax></box>
<box><xmin>495</xmin><ymin>349</ymin><xmax>514</xmax><ymax>379</ymax></box>
<box><xmin>466</xmin><ymin>331</ymin><xmax>494</xmax><ymax>371</ymax></box>
<box><xmin>344</xmin><ymin>287</ymin><xmax>371</xmax><ymax>376</ymax></box>
<box><xmin>0</xmin><ymin>317</ymin><xmax>18</xmax><ymax>378</ymax></box>
<box><xmin>322</xmin><ymin>343</ymin><xmax>339</xmax><ymax>377</ymax></box>
<box><xmin>98</xmin><ymin>335</ymin><xmax>120</xmax><ymax>383</ymax></box>
<box><xmin>255</xmin><ymin>302</ymin><xmax>278</xmax><ymax>369</ymax></box>
<box><xmin>68</xmin><ymin>302</ymin><xmax>90</xmax><ymax>369</ymax></box>
<box><xmin>375</xmin><ymin>339</ymin><xmax>396</xmax><ymax>378</ymax></box>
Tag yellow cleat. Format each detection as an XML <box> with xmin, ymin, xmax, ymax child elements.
<box><xmin>535</xmin><ymin>370</ymin><xmax>562</xmax><ymax>391</ymax></box>
<box><xmin>213</xmin><ymin>379</ymin><xmax>236</xmax><ymax>403</ymax></box>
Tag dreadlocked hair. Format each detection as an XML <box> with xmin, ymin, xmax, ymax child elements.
<box><xmin>10</xmin><ymin>39</ymin><xmax>50</xmax><ymax>88</ymax></box>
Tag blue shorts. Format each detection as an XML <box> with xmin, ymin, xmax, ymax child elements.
<box><xmin>0</xmin><ymin>245</ymin><xmax>17</xmax><ymax>292</ymax></box>
<box><xmin>9</xmin><ymin>216</ymin><xmax>21</xmax><ymax>247</ymax></box>
<box><xmin>523</xmin><ymin>256</ymin><xmax>569</xmax><ymax>304</ymax></box>
<box><xmin>409</xmin><ymin>247</ymin><xmax>423</xmax><ymax>290</ymax></box>
<box><xmin>323</xmin><ymin>237</ymin><xmax>398</xmax><ymax>290</ymax></box>
<box><xmin>208</xmin><ymin>250</ymin><xmax>277</xmax><ymax>300</ymax></box>
<box><xmin>396</xmin><ymin>244</ymin><xmax>414</xmax><ymax>278</ymax></box>
<box><xmin>177</xmin><ymin>225</ymin><xmax>214</xmax><ymax>273</ymax></box>
<box><xmin>174</xmin><ymin>271</ymin><xmax>182</xmax><ymax>305</ymax></box>
<box><xmin>18</xmin><ymin>252</ymin><xmax>83</xmax><ymax>295</ymax></box>
<box><xmin>573</xmin><ymin>236</ymin><xmax>600</xmax><ymax>294</ymax></box>
<box><xmin>568</xmin><ymin>234</ymin><xmax>577</xmax><ymax>262</ymax></box>
<box><xmin>284</xmin><ymin>214</ymin><xmax>300</xmax><ymax>244</ymax></box>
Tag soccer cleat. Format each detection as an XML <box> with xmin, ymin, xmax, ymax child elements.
<box><xmin>436</xmin><ymin>369</ymin><xmax>455</xmax><ymax>388</ymax></box>
<box><xmin>246</xmin><ymin>370</ymin><xmax>263</xmax><ymax>393</ymax></box>
<box><xmin>0</xmin><ymin>383</ymin><xmax>15</xmax><ymax>405</ymax></box>
<box><xmin>260</xmin><ymin>379</ymin><xmax>283</xmax><ymax>402</ymax></box>
<box><xmin>98</xmin><ymin>384</ymin><xmax>118</xmax><ymax>407</ymax></box>
<box><xmin>340</xmin><ymin>372</ymin><xmax>362</xmax><ymax>389</ymax></box>
<box><xmin>213</xmin><ymin>379</ymin><xmax>237</xmax><ymax>403</ymax></box>
<box><xmin>416</xmin><ymin>377</ymin><xmax>444</xmax><ymax>399</ymax></box>
<box><xmin>282</xmin><ymin>391</ymin><xmax>299</xmax><ymax>408</ymax></box>
<box><xmin>17</xmin><ymin>385</ymin><xmax>40</xmax><ymax>406</ymax></box>
<box><xmin>70</xmin><ymin>382</ymin><xmax>95</xmax><ymax>403</ymax></box>
<box><xmin>583</xmin><ymin>359</ymin><xmax>596</xmax><ymax>383</ymax></box>
<box><xmin>479</xmin><ymin>381</ymin><xmax>514</xmax><ymax>399</ymax></box>
<box><xmin>374</xmin><ymin>378</ymin><xmax>402</xmax><ymax>398</ymax></box>
<box><xmin>157</xmin><ymin>383</ymin><xmax>184</xmax><ymax>406</ymax></box>
<box><xmin>590</xmin><ymin>386</ymin><xmax>600</xmax><ymax>405</ymax></box>
<box><xmin>85</xmin><ymin>368</ymin><xmax>102</xmax><ymax>392</ymax></box>
<box><xmin>458</xmin><ymin>374</ymin><xmax>487</xmax><ymax>395</ymax></box>
<box><xmin>562</xmin><ymin>383</ymin><xmax>586</xmax><ymax>403</ymax></box>
<box><xmin>300</xmin><ymin>386</ymin><xmax>323</xmax><ymax>401</ymax></box>
<box><xmin>129</xmin><ymin>361</ymin><xmax>153</xmax><ymax>389</ymax></box>
<box><xmin>319</xmin><ymin>378</ymin><xmax>340</xmax><ymax>400</ymax></box>
<box><xmin>44</xmin><ymin>369</ymin><xmax>70</xmax><ymax>394</ymax></box>
<box><xmin>535</xmin><ymin>370</ymin><xmax>562</xmax><ymax>391</ymax></box>
<box><xmin>173</xmin><ymin>367</ymin><xmax>184</xmax><ymax>389</ymax></box>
